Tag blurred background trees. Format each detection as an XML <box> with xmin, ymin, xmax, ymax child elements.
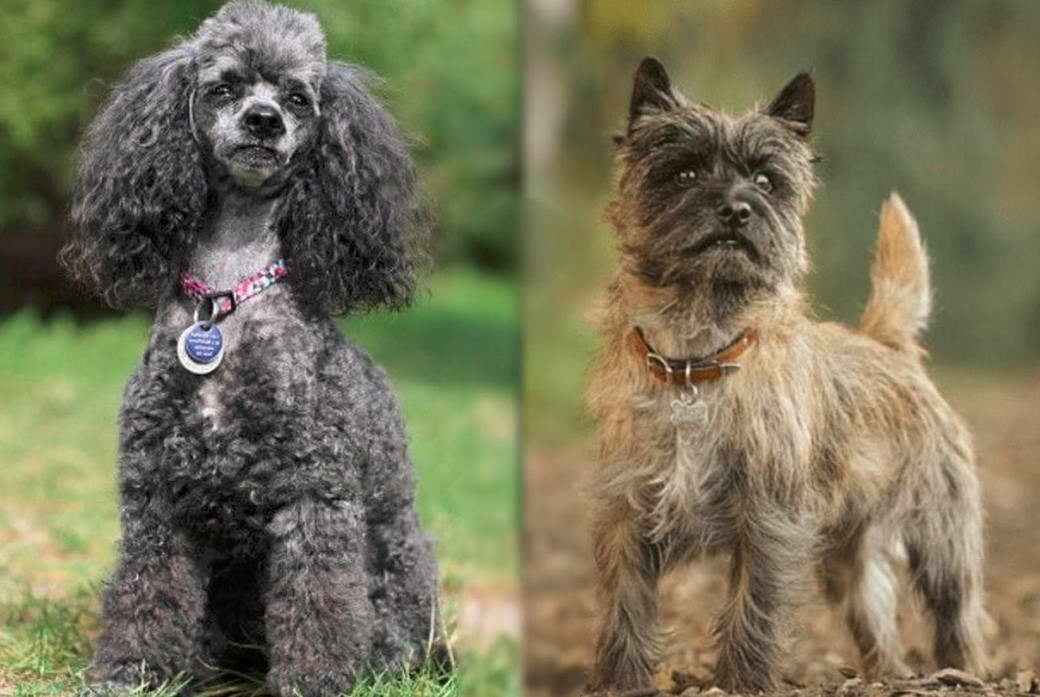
<box><xmin>525</xmin><ymin>0</ymin><xmax>1040</xmax><ymax>440</ymax></box>
<box><xmin>0</xmin><ymin>0</ymin><xmax>518</xmax><ymax>314</ymax></box>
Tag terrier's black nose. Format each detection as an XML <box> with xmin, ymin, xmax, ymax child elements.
<box><xmin>716</xmin><ymin>200</ymin><xmax>752</xmax><ymax>227</ymax></box>
<box><xmin>242</xmin><ymin>103</ymin><xmax>285</xmax><ymax>139</ymax></box>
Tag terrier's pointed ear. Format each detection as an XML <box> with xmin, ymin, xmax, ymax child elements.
<box><xmin>766</xmin><ymin>72</ymin><xmax>814</xmax><ymax>137</ymax></box>
<box><xmin>629</xmin><ymin>57</ymin><xmax>679</xmax><ymax>127</ymax></box>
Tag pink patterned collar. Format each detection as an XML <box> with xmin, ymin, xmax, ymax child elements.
<box><xmin>180</xmin><ymin>258</ymin><xmax>287</xmax><ymax>321</ymax></box>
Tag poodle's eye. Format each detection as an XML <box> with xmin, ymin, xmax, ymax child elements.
<box><xmin>753</xmin><ymin>172</ymin><xmax>773</xmax><ymax>193</ymax></box>
<box><xmin>287</xmin><ymin>92</ymin><xmax>310</xmax><ymax>108</ymax></box>
<box><xmin>209</xmin><ymin>83</ymin><xmax>235</xmax><ymax>98</ymax></box>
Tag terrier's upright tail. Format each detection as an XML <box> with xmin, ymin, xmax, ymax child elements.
<box><xmin>859</xmin><ymin>193</ymin><xmax>931</xmax><ymax>357</ymax></box>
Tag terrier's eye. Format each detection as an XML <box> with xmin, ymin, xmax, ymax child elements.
<box><xmin>754</xmin><ymin>172</ymin><xmax>773</xmax><ymax>193</ymax></box>
<box><xmin>676</xmin><ymin>169</ymin><xmax>697</xmax><ymax>185</ymax></box>
<box><xmin>287</xmin><ymin>92</ymin><xmax>310</xmax><ymax>108</ymax></box>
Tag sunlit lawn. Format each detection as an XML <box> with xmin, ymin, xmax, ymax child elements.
<box><xmin>0</xmin><ymin>269</ymin><xmax>518</xmax><ymax>696</ymax></box>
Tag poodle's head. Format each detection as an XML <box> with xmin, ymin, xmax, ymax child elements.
<box><xmin>64</xmin><ymin>1</ymin><xmax>428</xmax><ymax>314</ymax></box>
<box><xmin>191</xmin><ymin>2</ymin><xmax>326</xmax><ymax>191</ymax></box>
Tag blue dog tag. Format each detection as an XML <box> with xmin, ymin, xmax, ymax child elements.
<box><xmin>185</xmin><ymin>323</ymin><xmax>223</xmax><ymax>362</ymax></box>
<box><xmin>177</xmin><ymin>322</ymin><xmax>225</xmax><ymax>374</ymax></box>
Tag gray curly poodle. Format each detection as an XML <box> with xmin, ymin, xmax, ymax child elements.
<box><xmin>60</xmin><ymin>2</ymin><xmax>443</xmax><ymax>695</ymax></box>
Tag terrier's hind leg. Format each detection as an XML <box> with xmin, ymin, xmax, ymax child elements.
<box><xmin>820</xmin><ymin>526</ymin><xmax>908</xmax><ymax>678</ymax></box>
<box><xmin>904</xmin><ymin>455</ymin><xmax>986</xmax><ymax>672</ymax></box>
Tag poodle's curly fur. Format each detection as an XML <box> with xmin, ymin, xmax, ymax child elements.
<box><xmin>61</xmin><ymin>3</ymin><xmax>440</xmax><ymax>695</ymax></box>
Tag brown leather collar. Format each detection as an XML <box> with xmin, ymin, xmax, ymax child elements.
<box><xmin>626</xmin><ymin>326</ymin><xmax>758</xmax><ymax>387</ymax></box>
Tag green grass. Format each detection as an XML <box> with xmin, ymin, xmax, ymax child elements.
<box><xmin>0</xmin><ymin>269</ymin><xmax>518</xmax><ymax>696</ymax></box>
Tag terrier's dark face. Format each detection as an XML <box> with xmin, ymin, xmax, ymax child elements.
<box><xmin>610</xmin><ymin>58</ymin><xmax>818</xmax><ymax>311</ymax></box>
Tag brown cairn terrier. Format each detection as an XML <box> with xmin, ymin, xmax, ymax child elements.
<box><xmin>585</xmin><ymin>57</ymin><xmax>986</xmax><ymax>694</ymax></box>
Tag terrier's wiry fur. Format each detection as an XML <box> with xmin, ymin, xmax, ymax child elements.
<box><xmin>585</xmin><ymin>57</ymin><xmax>986</xmax><ymax>694</ymax></box>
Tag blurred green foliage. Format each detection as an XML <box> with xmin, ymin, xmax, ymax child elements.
<box><xmin>0</xmin><ymin>0</ymin><xmax>517</xmax><ymax>272</ymax></box>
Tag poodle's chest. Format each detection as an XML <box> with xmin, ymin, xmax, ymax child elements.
<box><xmin>124</xmin><ymin>351</ymin><xmax>346</xmax><ymax>526</ymax></box>
<box><xmin>121</xmin><ymin>310</ymin><xmax>365</xmax><ymax>539</ymax></box>
<box><xmin>157</xmin><ymin>385</ymin><xmax>298</xmax><ymax>536</ymax></box>
<box><xmin>156</xmin><ymin>307</ymin><xmax>318</xmax><ymax>422</ymax></box>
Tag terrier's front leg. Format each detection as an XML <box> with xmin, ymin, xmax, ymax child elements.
<box><xmin>265</xmin><ymin>497</ymin><xmax>374</xmax><ymax>697</ymax></box>
<box><xmin>713</xmin><ymin>512</ymin><xmax>809</xmax><ymax>693</ymax></box>
<box><xmin>587</xmin><ymin>498</ymin><xmax>664</xmax><ymax>692</ymax></box>
<box><xmin>87</xmin><ymin>492</ymin><xmax>211</xmax><ymax>692</ymax></box>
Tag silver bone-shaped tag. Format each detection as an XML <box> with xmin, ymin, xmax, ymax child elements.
<box><xmin>670</xmin><ymin>389</ymin><xmax>708</xmax><ymax>428</ymax></box>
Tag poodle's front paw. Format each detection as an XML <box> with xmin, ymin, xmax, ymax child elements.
<box><xmin>267</xmin><ymin>667</ymin><xmax>355</xmax><ymax>697</ymax></box>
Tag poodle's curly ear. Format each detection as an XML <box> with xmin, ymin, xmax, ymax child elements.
<box><xmin>62</xmin><ymin>45</ymin><xmax>207</xmax><ymax>309</ymax></box>
<box><xmin>278</xmin><ymin>62</ymin><xmax>430</xmax><ymax>315</ymax></box>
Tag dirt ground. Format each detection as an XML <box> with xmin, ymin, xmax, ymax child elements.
<box><xmin>523</xmin><ymin>373</ymin><xmax>1040</xmax><ymax>697</ymax></box>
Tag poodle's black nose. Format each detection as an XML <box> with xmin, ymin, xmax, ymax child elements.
<box><xmin>242</xmin><ymin>103</ymin><xmax>285</xmax><ymax>139</ymax></box>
